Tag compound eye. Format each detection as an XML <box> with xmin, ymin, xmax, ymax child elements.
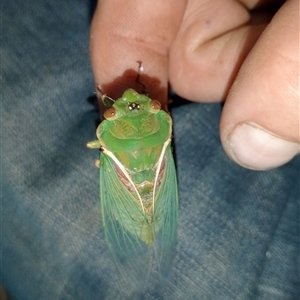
<box><xmin>104</xmin><ymin>107</ymin><xmax>116</xmax><ymax>119</ymax></box>
<box><xmin>151</xmin><ymin>100</ymin><xmax>161</xmax><ymax>111</ymax></box>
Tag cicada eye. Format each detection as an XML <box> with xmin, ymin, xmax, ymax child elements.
<box><xmin>151</xmin><ymin>100</ymin><xmax>161</xmax><ymax>111</ymax></box>
<box><xmin>104</xmin><ymin>107</ymin><xmax>116</xmax><ymax>119</ymax></box>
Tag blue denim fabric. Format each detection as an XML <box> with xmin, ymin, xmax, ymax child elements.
<box><xmin>1</xmin><ymin>1</ymin><xmax>299</xmax><ymax>299</ymax></box>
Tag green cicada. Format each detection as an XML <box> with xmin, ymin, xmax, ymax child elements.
<box><xmin>87</xmin><ymin>88</ymin><xmax>178</xmax><ymax>288</ymax></box>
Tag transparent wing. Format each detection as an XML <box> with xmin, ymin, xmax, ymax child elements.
<box><xmin>153</xmin><ymin>144</ymin><xmax>179</xmax><ymax>278</ymax></box>
<box><xmin>99</xmin><ymin>153</ymin><xmax>153</xmax><ymax>290</ymax></box>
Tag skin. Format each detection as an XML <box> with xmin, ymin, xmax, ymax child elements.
<box><xmin>90</xmin><ymin>0</ymin><xmax>299</xmax><ymax>171</ymax></box>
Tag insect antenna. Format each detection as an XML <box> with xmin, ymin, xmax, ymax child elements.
<box><xmin>136</xmin><ymin>61</ymin><xmax>149</xmax><ymax>95</ymax></box>
<box><xmin>97</xmin><ymin>86</ymin><xmax>115</xmax><ymax>107</ymax></box>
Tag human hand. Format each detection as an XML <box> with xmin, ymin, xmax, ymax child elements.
<box><xmin>90</xmin><ymin>0</ymin><xmax>299</xmax><ymax>170</ymax></box>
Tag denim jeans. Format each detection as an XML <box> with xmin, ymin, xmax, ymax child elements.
<box><xmin>1</xmin><ymin>1</ymin><xmax>299</xmax><ymax>299</ymax></box>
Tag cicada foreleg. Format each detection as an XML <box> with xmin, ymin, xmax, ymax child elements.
<box><xmin>87</xmin><ymin>140</ymin><xmax>101</xmax><ymax>168</ymax></box>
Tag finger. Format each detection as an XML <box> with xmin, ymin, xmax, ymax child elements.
<box><xmin>169</xmin><ymin>0</ymin><xmax>270</xmax><ymax>102</ymax></box>
<box><xmin>220</xmin><ymin>0</ymin><xmax>300</xmax><ymax>170</ymax></box>
<box><xmin>90</xmin><ymin>0</ymin><xmax>186</xmax><ymax>106</ymax></box>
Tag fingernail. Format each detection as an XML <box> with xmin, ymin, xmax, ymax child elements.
<box><xmin>226</xmin><ymin>122</ymin><xmax>300</xmax><ymax>170</ymax></box>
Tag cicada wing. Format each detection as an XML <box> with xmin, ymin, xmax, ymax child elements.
<box><xmin>99</xmin><ymin>153</ymin><xmax>153</xmax><ymax>290</ymax></box>
<box><xmin>153</xmin><ymin>144</ymin><xmax>179</xmax><ymax>278</ymax></box>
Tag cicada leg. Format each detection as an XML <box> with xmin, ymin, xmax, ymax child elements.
<box><xmin>87</xmin><ymin>140</ymin><xmax>101</xmax><ymax>168</ymax></box>
<box><xmin>94</xmin><ymin>159</ymin><xmax>100</xmax><ymax>168</ymax></box>
<box><xmin>86</xmin><ymin>140</ymin><xmax>100</xmax><ymax>149</ymax></box>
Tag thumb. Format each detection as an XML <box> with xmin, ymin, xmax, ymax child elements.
<box><xmin>220</xmin><ymin>0</ymin><xmax>299</xmax><ymax>170</ymax></box>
